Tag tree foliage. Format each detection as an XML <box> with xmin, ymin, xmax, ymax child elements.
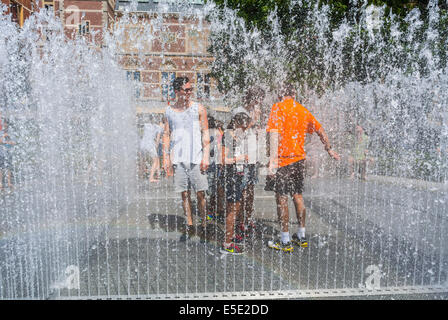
<box><xmin>207</xmin><ymin>0</ymin><xmax>448</xmax><ymax>95</ymax></box>
<box><xmin>210</xmin><ymin>1</ymin><xmax>445</xmax><ymax>32</ymax></box>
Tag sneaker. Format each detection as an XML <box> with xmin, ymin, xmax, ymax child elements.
<box><xmin>220</xmin><ymin>243</ymin><xmax>244</xmax><ymax>255</ymax></box>
<box><xmin>291</xmin><ymin>234</ymin><xmax>308</xmax><ymax>248</ymax></box>
<box><xmin>267</xmin><ymin>240</ymin><xmax>294</xmax><ymax>253</ymax></box>
<box><xmin>180</xmin><ymin>226</ymin><xmax>194</xmax><ymax>242</ymax></box>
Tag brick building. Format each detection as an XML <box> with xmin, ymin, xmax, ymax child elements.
<box><xmin>1</xmin><ymin>0</ymin><xmax>116</xmax><ymax>41</ymax></box>
<box><xmin>1</xmin><ymin>0</ymin><xmax>227</xmax><ymax>118</ymax></box>
<box><xmin>59</xmin><ymin>0</ymin><xmax>116</xmax><ymax>42</ymax></box>
<box><xmin>1</xmin><ymin>0</ymin><xmax>36</xmax><ymax>26</ymax></box>
<box><xmin>114</xmin><ymin>0</ymin><xmax>227</xmax><ymax>118</ymax></box>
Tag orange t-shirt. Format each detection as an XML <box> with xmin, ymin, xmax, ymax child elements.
<box><xmin>266</xmin><ymin>98</ymin><xmax>322</xmax><ymax>167</ymax></box>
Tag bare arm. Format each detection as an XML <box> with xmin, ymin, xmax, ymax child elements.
<box><xmin>162</xmin><ymin>116</ymin><xmax>171</xmax><ymax>171</ymax></box>
<box><xmin>198</xmin><ymin>104</ymin><xmax>210</xmax><ymax>171</ymax></box>
<box><xmin>154</xmin><ymin>122</ymin><xmax>163</xmax><ymax>146</ymax></box>
<box><xmin>316</xmin><ymin>127</ymin><xmax>340</xmax><ymax>160</ymax></box>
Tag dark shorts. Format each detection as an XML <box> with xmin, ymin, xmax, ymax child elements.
<box><xmin>264</xmin><ymin>160</ymin><xmax>305</xmax><ymax>195</ymax></box>
<box><xmin>224</xmin><ymin>165</ymin><xmax>245</xmax><ymax>203</ymax></box>
<box><xmin>207</xmin><ymin>163</ymin><xmax>224</xmax><ymax>195</ymax></box>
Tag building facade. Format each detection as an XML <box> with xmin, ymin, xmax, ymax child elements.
<box><xmin>1</xmin><ymin>0</ymin><xmax>36</xmax><ymax>26</ymax></box>
<box><xmin>1</xmin><ymin>0</ymin><xmax>115</xmax><ymax>34</ymax></box>
<box><xmin>115</xmin><ymin>0</ymin><xmax>226</xmax><ymax>117</ymax></box>
<box><xmin>1</xmin><ymin>0</ymin><xmax>227</xmax><ymax>118</ymax></box>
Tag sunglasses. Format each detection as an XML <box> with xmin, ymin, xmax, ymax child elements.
<box><xmin>181</xmin><ymin>88</ymin><xmax>193</xmax><ymax>93</ymax></box>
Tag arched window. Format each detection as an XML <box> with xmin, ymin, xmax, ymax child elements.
<box><xmin>127</xmin><ymin>71</ymin><xmax>141</xmax><ymax>98</ymax></box>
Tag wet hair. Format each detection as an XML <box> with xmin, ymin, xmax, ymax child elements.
<box><xmin>243</xmin><ymin>86</ymin><xmax>265</xmax><ymax>105</ymax></box>
<box><xmin>207</xmin><ymin>115</ymin><xmax>216</xmax><ymax>129</ymax></box>
<box><xmin>173</xmin><ymin>77</ymin><xmax>190</xmax><ymax>92</ymax></box>
<box><xmin>227</xmin><ymin>112</ymin><xmax>251</xmax><ymax>130</ymax></box>
<box><xmin>279</xmin><ymin>82</ymin><xmax>296</xmax><ymax>97</ymax></box>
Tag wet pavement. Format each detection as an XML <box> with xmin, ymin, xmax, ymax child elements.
<box><xmin>1</xmin><ymin>174</ymin><xmax>447</xmax><ymax>299</ymax></box>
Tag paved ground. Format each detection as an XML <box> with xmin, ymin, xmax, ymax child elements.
<box><xmin>1</xmin><ymin>174</ymin><xmax>447</xmax><ymax>299</ymax></box>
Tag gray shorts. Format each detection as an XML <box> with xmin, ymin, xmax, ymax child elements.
<box><xmin>173</xmin><ymin>163</ymin><xmax>209</xmax><ymax>193</ymax></box>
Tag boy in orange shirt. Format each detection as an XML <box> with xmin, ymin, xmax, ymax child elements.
<box><xmin>265</xmin><ymin>84</ymin><xmax>340</xmax><ymax>252</ymax></box>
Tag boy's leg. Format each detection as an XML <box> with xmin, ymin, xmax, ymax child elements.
<box><xmin>149</xmin><ymin>156</ymin><xmax>160</xmax><ymax>182</ymax></box>
<box><xmin>267</xmin><ymin>192</ymin><xmax>293</xmax><ymax>252</ymax></box>
<box><xmin>206</xmin><ymin>164</ymin><xmax>217</xmax><ymax>216</ymax></box>
<box><xmin>292</xmin><ymin>194</ymin><xmax>306</xmax><ymax>228</ymax></box>
<box><xmin>224</xmin><ymin>172</ymin><xmax>244</xmax><ymax>244</ymax></box>
<box><xmin>188</xmin><ymin>164</ymin><xmax>208</xmax><ymax>226</ymax></box>
<box><xmin>217</xmin><ymin>186</ymin><xmax>226</xmax><ymax>217</ymax></box>
<box><xmin>174</xmin><ymin>164</ymin><xmax>193</xmax><ymax>226</ymax></box>
<box><xmin>181</xmin><ymin>190</ymin><xmax>193</xmax><ymax>226</ymax></box>
<box><xmin>292</xmin><ymin>193</ymin><xmax>308</xmax><ymax>247</ymax></box>
<box><xmin>197</xmin><ymin>190</ymin><xmax>207</xmax><ymax>228</ymax></box>
<box><xmin>241</xmin><ymin>184</ymin><xmax>255</xmax><ymax>230</ymax></box>
<box><xmin>224</xmin><ymin>201</ymin><xmax>241</xmax><ymax>245</ymax></box>
<box><xmin>275</xmin><ymin>193</ymin><xmax>289</xmax><ymax>233</ymax></box>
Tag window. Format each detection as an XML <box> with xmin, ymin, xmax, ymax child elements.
<box><xmin>43</xmin><ymin>0</ymin><xmax>54</xmax><ymax>10</ymax></box>
<box><xmin>154</xmin><ymin>0</ymin><xmax>203</xmax><ymax>3</ymax></box>
<box><xmin>161</xmin><ymin>72</ymin><xmax>176</xmax><ymax>101</ymax></box>
<box><xmin>10</xmin><ymin>1</ymin><xmax>24</xmax><ymax>27</ymax></box>
<box><xmin>127</xmin><ymin>71</ymin><xmax>141</xmax><ymax>98</ymax></box>
<box><xmin>78</xmin><ymin>21</ymin><xmax>90</xmax><ymax>35</ymax></box>
<box><xmin>196</xmin><ymin>73</ymin><xmax>210</xmax><ymax>100</ymax></box>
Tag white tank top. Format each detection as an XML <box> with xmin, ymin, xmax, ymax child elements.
<box><xmin>165</xmin><ymin>102</ymin><xmax>203</xmax><ymax>165</ymax></box>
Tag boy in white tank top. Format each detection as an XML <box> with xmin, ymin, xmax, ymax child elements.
<box><xmin>162</xmin><ymin>77</ymin><xmax>210</xmax><ymax>242</ymax></box>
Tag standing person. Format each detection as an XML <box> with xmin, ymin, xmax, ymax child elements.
<box><xmin>140</xmin><ymin>118</ymin><xmax>163</xmax><ymax>182</ymax></box>
<box><xmin>214</xmin><ymin>119</ymin><xmax>226</xmax><ymax>220</ymax></box>
<box><xmin>306</xmin><ymin>133</ymin><xmax>326</xmax><ymax>178</ymax></box>
<box><xmin>265</xmin><ymin>83</ymin><xmax>340</xmax><ymax>252</ymax></box>
<box><xmin>220</xmin><ymin>112</ymin><xmax>252</xmax><ymax>254</ymax></box>
<box><xmin>206</xmin><ymin>115</ymin><xmax>225</xmax><ymax>221</ymax></box>
<box><xmin>162</xmin><ymin>77</ymin><xmax>210</xmax><ymax>242</ymax></box>
<box><xmin>348</xmin><ymin>125</ymin><xmax>369</xmax><ymax>181</ymax></box>
<box><xmin>232</xmin><ymin>87</ymin><xmax>265</xmax><ymax>237</ymax></box>
<box><xmin>0</xmin><ymin>119</ymin><xmax>15</xmax><ymax>191</ymax></box>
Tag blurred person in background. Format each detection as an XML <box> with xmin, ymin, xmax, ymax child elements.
<box><xmin>348</xmin><ymin>125</ymin><xmax>370</xmax><ymax>181</ymax></box>
<box><xmin>140</xmin><ymin>116</ymin><xmax>163</xmax><ymax>182</ymax></box>
<box><xmin>0</xmin><ymin>119</ymin><xmax>16</xmax><ymax>191</ymax></box>
<box><xmin>206</xmin><ymin>115</ymin><xmax>225</xmax><ymax>221</ymax></box>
